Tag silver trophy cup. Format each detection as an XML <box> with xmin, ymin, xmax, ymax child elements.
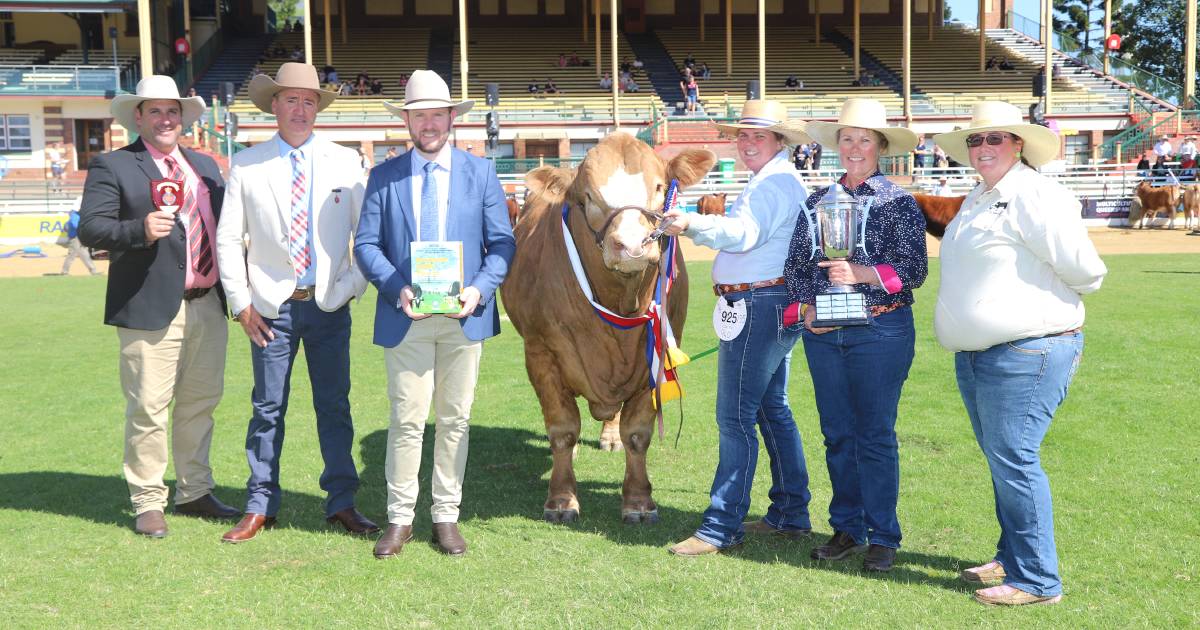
<box><xmin>813</xmin><ymin>187</ymin><xmax>870</xmax><ymax>327</ymax></box>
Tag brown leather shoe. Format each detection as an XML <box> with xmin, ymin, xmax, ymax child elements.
<box><xmin>373</xmin><ymin>524</ymin><xmax>414</xmax><ymax>559</ymax></box>
<box><xmin>326</xmin><ymin>507</ymin><xmax>381</xmax><ymax>536</ymax></box>
<box><xmin>432</xmin><ymin>522</ymin><xmax>467</xmax><ymax>556</ymax></box>
<box><xmin>175</xmin><ymin>494</ymin><xmax>240</xmax><ymax>520</ymax></box>
<box><xmin>220</xmin><ymin>513</ymin><xmax>277</xmax><ymax>543</ymax></box>
<box><xmin>134</xmin><ymin>510</ymin><xmax>168</xmax><ymax>538</ymax></box>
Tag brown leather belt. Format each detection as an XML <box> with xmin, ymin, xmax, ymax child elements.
<box><xmin>869</xmin><ymin>302</ymin><xmax>909</xmax><ymax>317</ymax></box>
<box><xmin>290</xmin><ymin>286</ymin><xmax>315</xmax><ymax>301</ymax></box>
<box><xmin>183</xmin><ymin>287</ymin><xmax>211</xmax><ymax>301</ymax></box>
<box><xmin>713</xmin><ymin>276</ymin><xmax>786</xmax><ymax>296</ymax></box>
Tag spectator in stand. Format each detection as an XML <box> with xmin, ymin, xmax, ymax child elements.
<box><xmin>632</xmin><ymin>57</ymin><xmax>644</xmax><ymax>70</ymax></box>
<box><xmin>914</xmin><ymin>136</ymin><xmax>927</xmax><ymax>169</ymax></box>
<box><xmin>290</xmin><ymin>45</ymin><xmax>303</xmax><ymax>61</ymax></box>
<box><xmin>1135</xmin><ymin>152</ymin><xmax>1151</xmax><ymax>177</ymax></box>
<box><xmin>698</xmin><ymin>62</ymin><xmax>711</xmax><ymax>79</ymax></box>
<box><xmin>683</xmin><ymin>52</ymin><xmax>695</xmax><ymax>70</ymax></box>
<box><xmin>46</xmin><ymin>141</ymin><xmax>67</xmax><ymax>193</ymax></box>
<box><xmin>528</xmin><ymin>80</ymin><xmax>540</xmax><ymax>94</ymax></box>
<box><xmin>793</xmin><ymin>142</ymin><xmax>810</xmax><ymax>170</ymax></box>
<box><xmin>623</xmin><ymin>76</ymin><xmax>640</xmax><ymax>93</ymax></box>
<box><xmin>385</xmin><ymin>146</ymin><xmax>399</xmax><ymax>161</ymax></box>
<box><xmin>785</xmin><ymin>75</ymin><xmax>802</xmax><ymax>90</ymax></box>
<box><xmin>598</xmin><ymin>72</ymin><xmax>613</xmax><ymax>90</ymax></box>
<box><xmin>371</xmin><ymin>78</ymin><xmax>384</xmax><ymax>95</ymax></box>
<box><xmin>338</xmin><ymin>81</ymin><xmax>353</xmax><ymax>97</ymax></box>
<box><xmin>934</xmin><ymin>144</ymin><xmax>949</xmax><ymax>171</ymax></box>
<box><xmin>1178</xmin><ymin>136</ymin><xmax>1197</xmax><ymax>161</ymax></box>
<box><xmin>544</xmin><ymin>78</ymin><xmax>560</xmax><ymax>94</ymax></box>
<box><xmin>985</xmin><ymin>56</ymin><xmax>998</xmax><ymax>71</ymax></box>
<box><xmin>568</xmin><ymin>51</ymin><xmax>583</xmax><ymax>67</ymax></box>
<box><xmin>680</xmin><ymin>69</ymin><xmax>699</xmax><ymax>114</ymax></box>
<box><xmin>935</xmin><ymin>177</ymin><xmax>953</xmax><ymax>196</ymax></box>
<box><xmin>1153</xmin><ymin>135</ymin><xmax>1173</xmax><ymax>160</ymax></box>
<box><xmin>809</xmin><ymin>141</ymin><xmax>822</xmax><ymax>171</ymax></box>
<box><xmin>326</xmin><ymin>66</ymin><xmax>340</xmax><ymax>86</ymax></box>
<box><xmin>398</xmin><ymin>73</ymin><xmax>409</xmax><ymax>89</ymax></box>
<box><xmin>999</xmin><ymin>58</ymin><xmax>1015</xmax><ymax>71</ymax></box>
<box><xmin>557</xmin><ymin>53</ymin><xmax>568</xmax><ymax>68</ymax></box>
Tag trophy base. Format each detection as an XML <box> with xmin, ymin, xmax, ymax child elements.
<box><xmin>812</xmin><ymin>291</ymin><xmax>870</xmax><ymax>327</ymax></box>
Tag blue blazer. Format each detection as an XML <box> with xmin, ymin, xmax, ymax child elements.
<box><xmin>354</xmin><ymin>148</ymin><xmax>515</xmax><ymax>347</ymax></box>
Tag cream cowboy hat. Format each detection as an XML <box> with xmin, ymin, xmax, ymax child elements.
<box><xmin>110</xmin><ymin>75</ymin><xmax>206</xmax><ymax>132</ymax></box>
<box><xmin>247</xmin><ymin>62</ymin><xmax>337</xmax><ymax>113</ymax></box>
<box><xmin>713</xmin><ymin>100</ymin><xmax>810</xmax><ymax>145</ymax></box>
<box><xmin>804</xmin><ymin>98</ymin><xmax>918</xmax><ymax>157</ymax></box>
<box><xmin>382</xmin><ymin>69</ymin><xmax>473</xmax><ymax>116</ymax></box>
<box><xmin>933</xmin><ymin>101</ymin><xmax>1060</xmax><ymax>168</ymax></box>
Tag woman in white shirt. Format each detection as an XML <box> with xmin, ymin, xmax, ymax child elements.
<box><xmin>662</xmin><ymin>100</ymin><xmax>815</xmax><ymax>556</ymax></box>
<box><xmin>932</xmin><ymin>102</ymin><xmax>1107</xmax><ymax>607</ymax></box>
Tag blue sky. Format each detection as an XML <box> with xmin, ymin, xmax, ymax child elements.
<box><xmin>946</xmin><ymin>0</ymin><xmax>1044</xmax><ymax>27</ymax></box>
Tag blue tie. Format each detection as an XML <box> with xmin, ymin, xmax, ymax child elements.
<box><xmin>420</xmin><ymin>161</ymin><xmax>439</xmax><ymax>241</ymax></box>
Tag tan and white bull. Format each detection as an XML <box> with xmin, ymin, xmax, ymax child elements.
<box><xmin>500</xmin><ymin>133</ymin><xmax>715</xmax><ymax>523</ymax></box>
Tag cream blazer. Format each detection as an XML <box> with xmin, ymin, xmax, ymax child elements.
<box><xmin>217</xmin><ymin>133</ymin><xmax>368</xmax><ymax>319</ymax></box>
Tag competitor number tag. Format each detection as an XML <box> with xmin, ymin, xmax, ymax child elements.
<box><xmin>713</xmin><ymin>298</ymin><xmax>747</xmax><ymax>341</ymax></box>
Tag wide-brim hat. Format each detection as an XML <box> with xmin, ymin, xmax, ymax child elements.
<box><xmin>382</xmin><ymin>69</ymin><xmax>473</xmax><ymax>117</ymax></box>
<box><xmin>713</xmin><ymin>100</ymin><xmax>810</xmax><ymax>145</ymax></box>
<box><xmin>933</xmin><ymin>101</ymin><xmax>1060</xmax><ymax>167</ymax></box>
<box><xmin>111</xmin><ymin>75</ymin><xmax>206</xmax><ymax>132</ymax></box>
<box><xmin>248</xmin><ymin>62</ymin><xmax>338</xmax><ymax>113</ymax></box>
<box><xmin>804</xmin><ymin>98</ymin><xmax>918</xmax><ymax>157</ymax></box>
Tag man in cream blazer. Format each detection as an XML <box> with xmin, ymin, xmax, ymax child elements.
<box><xmin>216</xmin><ymin>63</ymin><xmax>378</xmax><ymax>543</ymax></box>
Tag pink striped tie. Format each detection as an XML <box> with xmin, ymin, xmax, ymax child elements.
<box><xmin>289</xmin><ymin>150</ymin><xmax>310</xmax><ymax>277</ymax></box>
<box><xmin>164</xmin><ymin>156</ymin><xmax>212</xmax><ymax>276</ymax></box>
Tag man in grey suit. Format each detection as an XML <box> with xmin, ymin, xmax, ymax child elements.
<box><xmin>355</xmin><ymin>70</ymin><xmax>515</xmax><ymax>558</ymax></box>
<box><xmin>79</xmin><ymin>76</ymin><xmax>240</xmax><ymax>537</ymax></box>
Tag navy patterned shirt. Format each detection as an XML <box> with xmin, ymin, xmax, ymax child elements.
<box><xmin>784</xmin><ymin>172</ymin><xmax>928</xmax><ymax>307</ymax></box>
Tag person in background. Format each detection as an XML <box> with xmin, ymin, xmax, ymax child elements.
<box><xmin>59</xmin><ymin>202</ymin><xmax>101</xmax><ymax>276</ymax></box>
<box><xmin>932</xmin><ymin>101</ymin><xmax>1106</xmax><ymax>606</ymax></box>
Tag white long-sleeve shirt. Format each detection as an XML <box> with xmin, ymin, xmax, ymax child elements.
<box><xmin>683</xmin><ymin>150</ymin><xmax>807</xmax><ymax>284</ymax></box>
<box><xmin>934</xmin><ymin>162</ymin><xmax>1107</xmax><ymax>352</ymax></box>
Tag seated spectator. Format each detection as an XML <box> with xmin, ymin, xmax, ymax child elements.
<box><xmin>544</xmin><ymin>78</ymin><xmax>560</xmax><ymax>94</ymax></box>
<box><xmin>620</xmin><ymin>60</ymin><xmax>633</xmax><ymax>74</ymax></box>
<box><xmin>292</xmin><ymin>20</ymin><xmax>303</xmax><ymax>32</ymax></box>
<box><xmin>398</xmin><ymin>73</ymin><xmax>409</xmax><ymax>89</ymax></box>
<box><xmin>370</xmin><ymin>78</ymin><xmax>384</xmax><ymax>95</ymax></box>
<box><xmin>623</xmin><ymin>76</ymin><xmax>640</xmax><ymax>93</ymax></box>
<box><xmin>528</xmin><ymin>80</ymin><xmax>540</xmax><ymax>94</ymax></box>
<box><xmin>569</xmin><ymin>51</ymin><xmax>582</xmax><ymax>67</ymax></box>
<box><xmin>1000</xmin><ymin>58</ymin><xmax>1014</xmax><ymax>71</ymax></box>
<box><xmin>598</xmin><ymin>72</ymin><xmax>613</xmax><ymax>90</ymax></box>
<box><xmin>684</xmin><ymin>52</ymin><xmax>695</xmax><ymax>69</ymax></box>
<box><xmin>632</xmin><ymin>57</ymin><xmax>644</xmax><ymax>70</ymax></box>
<box><xmin>985</xmin><ymin>56</ymin><xmax>998</xmax><ymax>71</ymax></box>
<box><xmin>698</xmin><ymin>62</ymin><xmax>710</xmax><ymax>79</ymax></box>
<box><xmin>1136</xmin><ymin>154</ymin><xmax>1151</xmax><ymax>176</ymax></box>
<box><xmin>338</xmin><ymin>81</ymin><xmax>353</xmax><ymax>96</ymax></box>
<box><xmin>327</xmin><ymin>67</ymin><xmax>339</xmax><ymax>84</ymax></box>
<box><xmin>784</xmin><ymin>75</ymin><xmax>802</xmax><ymax>90</ymax></box>
<box><xmin>290</xmin><ymin>45</ymin><xmax>303</xmax><ymax>61</ymax></box>
<box><xmin>557</xmin><ymin>53</ymin><xmax>568</xmax><ymax>68</ymax></box>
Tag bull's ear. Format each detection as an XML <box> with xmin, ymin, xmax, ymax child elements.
<box><xmin>525</xmin><ymin>166</ymin><xmax>573</xmax><ymax>205</ymax></box>
<box><xmin>668</xmin><ymin>149</ymin><xmax>718</xmax><ymax>189</ymax></box>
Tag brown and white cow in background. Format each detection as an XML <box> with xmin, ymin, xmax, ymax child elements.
<box><xmin>501</xmin><ymin>133</ymin><xmax>715</xmax><ymax>524</ymax></box>
<box><xmin>695</xmin><ymin>192</ymin><xmax>728</xmax><ymax>216</ymax></box>
<box><xmin>1182</xmin><ymin>184</ymin><xmax>1200</xmax><ymax>231</ymax></box>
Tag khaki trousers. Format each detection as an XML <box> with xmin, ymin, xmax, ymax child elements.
<box><xmin>383</xmin><ymin>316</ymin><xmax>482</xmax><ymax>525</ymax></box>
<box><xmin>117</xmin><ymin>291</ymin><xmax>227</xmax><ymax>514</ymax></box>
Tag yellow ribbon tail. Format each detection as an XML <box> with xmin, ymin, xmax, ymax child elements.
<box><xmin>652</xmin><ymin>379</ymin><xmax>684</xmax><ymax>409</ymax></box>
<box><xmin>665</xmin><ymin>345</ymin><xmax>691</xmax><ymax>370</ymax></box>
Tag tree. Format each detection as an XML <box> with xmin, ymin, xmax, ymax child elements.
<box><xmin>1054</xmin><ymin>0</ymin><xmax>1105</xmax><ymax>53</ymax></box>
<box><xmin>1109</xmin><ymin>0</ymin><xmax>1187</xmax><ymax>91</ymax></box>
<box><xmin>268</xmin><ymin>0</ymin><xmax>300</xmax><ymax>29</ymax></box>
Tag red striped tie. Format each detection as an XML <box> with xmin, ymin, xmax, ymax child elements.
<box><xmin>164</xmin><ymin>156</ymin><xmax>212</xmax><ymax>276</ymax></box>
<box><xmin>289</xmin><ymin>150</ymin><xmax>310</xmax><ymax>276</ymax></box>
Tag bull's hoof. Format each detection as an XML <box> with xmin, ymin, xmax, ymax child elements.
<box><xmin>622</xmin><ymin>509</ymin><xmax>660</xmax><ymax>525</ymax></box>
<box><xmin>599</xmin><ymin>435</ymin><xmax>624</xmax><ymax>452</ymax></box>
<box><xmin>543</xmin><ymin>508</ymin><xmax>579</xmax><ymax>523</ymax></box>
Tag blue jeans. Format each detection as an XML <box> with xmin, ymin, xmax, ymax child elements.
<box><xmin>244</xmin><ymin>299</ymin><xmax>359</xmax><ymax>517</ymax></box>
<box><xmin>694</xmin><ymin>287</ymin><xmax>812</xmax><ymax>548</ymax></box>
<box><xmin>956</xmin><ymin>332</ymin><xmax>1083</xmax><ymax>597</ymax></box>
<box><xmin>801</xmin><ymin>306</ymin><xmax>915</xmax><ymax>549</ymax></box>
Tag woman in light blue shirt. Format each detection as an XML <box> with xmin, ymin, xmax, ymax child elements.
<box><xmin>663</xmin><ymin>100</ymin><xmax>815</xmax><ymax>556</ymax></box>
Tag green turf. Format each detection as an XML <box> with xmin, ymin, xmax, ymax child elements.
<box><xmin>0</xmin><ymin>255</ymin><xmax>1196</xmax><ymax>627</ymax></box>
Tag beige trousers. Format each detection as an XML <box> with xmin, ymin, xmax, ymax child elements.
<box><xmin>383</xmin><ymin>316</ymin><xmax>482</xmax><ymax>526</ymax></box>
<box><xmin>117</xmin><ymin>291</ymin><xmax>227</xmax><ymax>515</ymax></box>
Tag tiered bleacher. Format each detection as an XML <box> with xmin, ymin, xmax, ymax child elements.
<box><xmin>847</xmin><ymin>25</ymin><xmax>1106</xmax><ymax>114</ymax></box>
<box><xmin>654</xmin><ymin>26</ymin><xmax>905</xmax><ymax>118</ymax></box>
<box><xmin>49</xmin><ymin>48</ymin><xmax>138</xmax><ymax>69</ymax></box>
<box><xmin>449</xmin><ymin>27</ymin><xmax>660</xmax><ymax>120</ymax></box>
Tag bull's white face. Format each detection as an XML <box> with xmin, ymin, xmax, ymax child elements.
<box><xmin>577</xmin><ymin>139</ymin><xmax>669</xmax><ymax>275</ymax></box>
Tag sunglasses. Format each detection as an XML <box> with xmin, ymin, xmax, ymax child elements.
<box><xmin>965</xmin><ymin>133</ymin><xmax>1014</xmax><ymax>148</ymax></box>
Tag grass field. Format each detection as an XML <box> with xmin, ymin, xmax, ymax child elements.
<box><xmin>0</xmin><ymin>255</ymin><xmax>1196</xmax><ymax>628</ymax></box>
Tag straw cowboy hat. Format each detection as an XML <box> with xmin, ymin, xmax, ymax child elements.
<box><xmin>933</xmin><ymin>101</ymin><xmax>1060</xmax><ymax>167</ymax></box>
<box><xmin>804</xmin><ymin>98</ymin><xmax>918</xmax><ymax>157</ymax></box>
<box><xmin>382</xmin><ymin>70</ymin><xmax>473</xmax><ymax>116</ymax></box>
<box><xmin>110</xmin><ymin>75</ymin><xmax>206</xmax><ymax>132</ymax></box>
<box><xmin>713</xmin><ymin>99</ymin><xmax>810</xmax><ymax>145</ymax></box>
<box><xmin>247</xmin><ymin>62</ymin><xmax>338</xmax><ymax>113</ymax></box>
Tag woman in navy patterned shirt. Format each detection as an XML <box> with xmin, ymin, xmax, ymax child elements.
<box><xmin>782</xmin><ymin>98</ymin><xmax>927</xmax><ymax>573</ymax></box>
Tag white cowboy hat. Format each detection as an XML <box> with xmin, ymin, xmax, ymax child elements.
<box><xmin>382</xmin><ymin>69</ymin><xmax>473</xmax><ymax>116</ymax></box>
<box><xmin>110</xmin><ymin>75</ymin><xmax>206</xmax><ymax>132</ymax></box>
<box><xmin>933</xmin><ymin>101</ymin><xmax>1060</xmax><ymax>167</ymax></box>
<box><xmin>247</xmin><ymin>62</ymin><xmax>337</xmax><ymax>113</ymax></box>
<box><xmin>713</xmin><ymin>100</ymin><xmax>810</xmax><ymax>145</ymax></box>
<box><xmin>804</xmin><ymin>98</ymin><xmax>918</xmax><ymax>157</ymax></box>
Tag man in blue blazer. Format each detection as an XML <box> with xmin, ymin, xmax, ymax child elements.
<box><xmin>355</xmin><ymin>70</ymin><xmax>515</xmax><ymax>559</ymax></box>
